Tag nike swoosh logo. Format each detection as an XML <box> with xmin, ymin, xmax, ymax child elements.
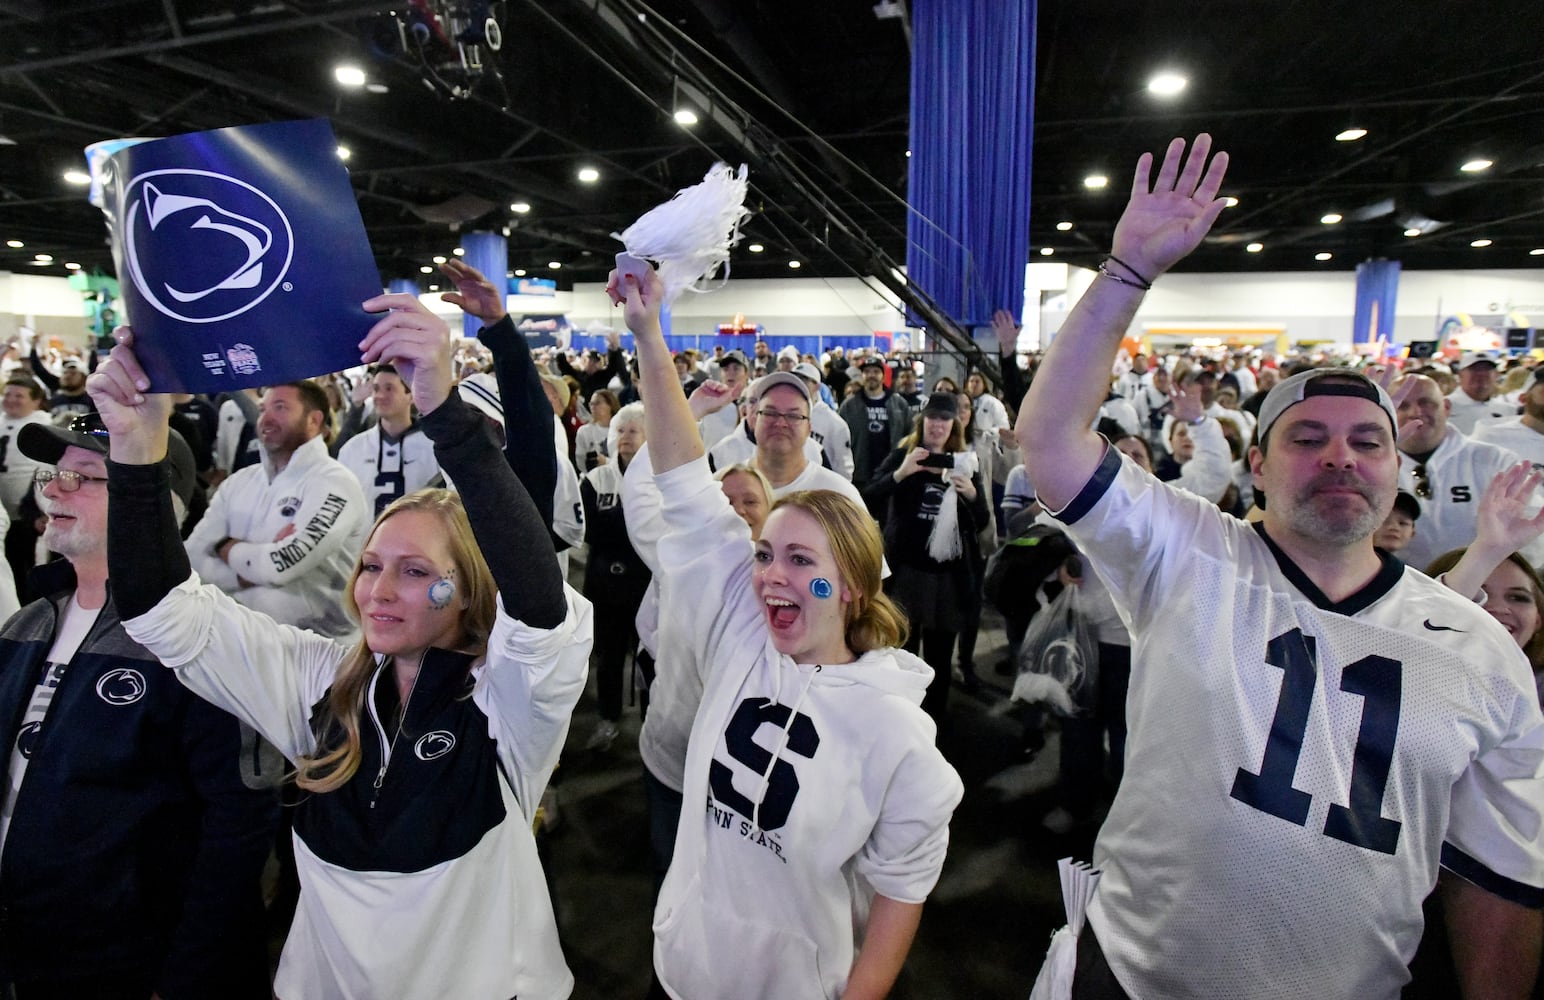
<box><xmin>1423</xmin><ymin>620</ymin><xmax>1465</xmax><ymax>633</ymax></box>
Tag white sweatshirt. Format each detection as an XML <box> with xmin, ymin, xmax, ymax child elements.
<box><xmin>650</xmin><ymin>455</ymin><xmax>962</xmax><ymax>999</ymax></box>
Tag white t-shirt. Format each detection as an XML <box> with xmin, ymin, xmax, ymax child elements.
<box><xmin>0</xmin><ymin>595</ymin><xmax>98</xmax><ymax>854</ymax></box>
<box><xmin>1049</xmin><ymin>445</ymin><xmax>1544</xmax><ymax>999</ymax></box>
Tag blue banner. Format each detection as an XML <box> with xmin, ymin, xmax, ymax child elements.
<box><xmin>96</xmin><ymin>119</ymin><xmax>382</xmax><ymax>393</ymax></box>
<box><xmin>1353</xmin><ymin>259</ymin><xmax>1401</xmax><ymax>346</ymax></box>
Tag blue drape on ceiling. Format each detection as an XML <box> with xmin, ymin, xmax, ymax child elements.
<box><xmin>462</xmin><ymin>231</ymin><xmax>507</xmax><ymax>339</ymax></box>
<box><xmin>906</xmin><ymin>0</ymin><xmax>1036</xmax><ymax>330</ymax></box>
<box><xmin>1353</xmin><ymin>259</ymin><xmax>1401</xmax><ymax>345</ymax></box>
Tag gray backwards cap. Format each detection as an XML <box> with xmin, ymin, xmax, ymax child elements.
<box><xmin>1256</xmin><ymin>368</ymin><xmax>1398</xmax><ymax>447</ymax></box>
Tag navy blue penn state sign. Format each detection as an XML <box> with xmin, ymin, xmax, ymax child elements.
<box><xmin>97</xmin><ymin>119</ymin><xmax>381</xmax><ymax>393</ymax></box>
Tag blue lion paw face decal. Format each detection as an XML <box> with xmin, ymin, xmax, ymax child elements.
<box><xmin>122</xmin><ymin>169</ymin><xmax>294</xmax><ymax>325</ymax></box>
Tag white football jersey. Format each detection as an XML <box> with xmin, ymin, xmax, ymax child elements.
<box><xmin>1051</xmin><ymin>446</ymin><xmax>1544</xmax><ymax>1000</ymax></box>
<box><xmin>337</xmin><ymin>423</ymin><xmax>441</xmax><ymax>518</ymax></box>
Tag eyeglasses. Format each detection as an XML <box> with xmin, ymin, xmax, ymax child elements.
<box><xmin>754</xmin><ymin>409</ymin><xmax>809</xmax><ymax>426</ymax></box>
<box><xmin>1412</xmin><ymin>463</ymin><xmax>1431</xmax><ymax>499</ymax></box>
<box><xmin>34</xmin><ymin>468</ymin><xmax>109</xmax><ymax>492</ymax></box>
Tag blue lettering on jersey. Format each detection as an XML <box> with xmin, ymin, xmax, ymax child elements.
<box><xmin>1230</xmin><ymin>628</ymin><xmax>1404</xmax><ymax>855</ymax></box>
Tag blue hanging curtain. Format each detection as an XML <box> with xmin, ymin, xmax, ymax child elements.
<box><xmin>387</xmin><ymin>277</ymin><xmax>419</xmax><ymax>296</ymax></box>
<box><xmin>906</xmin><ymin>0</ymin><xmax>1036</xmax><ymax>329</ymax></box>
<box><xmin>1353</xmin><ymin>259</ymin><xmax>1401</xmax><ymax>346</ymax></box>
<box><xmin>461</xmin><ymin>231</ymin><xmax>507</xmax><ymax>339</ymax></box>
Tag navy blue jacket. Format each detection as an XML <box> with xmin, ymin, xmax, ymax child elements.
<box><xmin>0</xmin><ymin>559</ymin><xmax>279</xmax><ymax>997</ymax></box>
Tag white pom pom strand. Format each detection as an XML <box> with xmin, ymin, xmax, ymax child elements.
<box><xmin>613</xmin><ymin>162</ymin><xmax>750</xmax><ymax>305</ymax></box>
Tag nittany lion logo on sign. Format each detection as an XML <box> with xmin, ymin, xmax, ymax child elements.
<box><xmin>95</xmin><ymin>668</ymin><xmax>147</xmax><ymax>706</ymax></box>
<box><xmin>122</xmin><ymin>169</ymin><xmax>295</xmax><ymax>324</ymax></box>
<box><xmin>414</xmin><ymin>731</ymin><xmax>456</xmax><ymax>761</ymax></box>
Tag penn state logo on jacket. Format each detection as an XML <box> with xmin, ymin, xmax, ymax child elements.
<box><xmin>96</xmin><ymin>667</ymin><xmax>147</xmax><ymax>706</ymax></box>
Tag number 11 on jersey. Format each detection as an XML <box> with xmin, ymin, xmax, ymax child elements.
<box><xmin>1230</xmin><ymin>628</ymin><xmax>1404</xmax><ymax>855</ymax></box>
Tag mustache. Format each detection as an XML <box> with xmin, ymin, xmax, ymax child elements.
<box><xmin>1302</xmin><ymin>472</ymin><xmax>1373</xmax><ymax>496</ymax></box>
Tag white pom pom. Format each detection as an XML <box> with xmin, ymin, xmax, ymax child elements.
<box><xmin>613</xmin><ymin>163</ymin><xmax>750</xmax><ymax>305</ymax></box>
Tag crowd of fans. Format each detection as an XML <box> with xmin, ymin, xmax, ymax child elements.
<box><xmin>0</xmin><ymin>133</ymin><xmax>1540</xmax><ymax>998</ymax></box>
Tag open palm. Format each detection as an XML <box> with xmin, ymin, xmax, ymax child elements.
<box><xmin>1111</xmin><ymin>134</ymin><xmax>1230</xmax><ymax>279</ymax></box>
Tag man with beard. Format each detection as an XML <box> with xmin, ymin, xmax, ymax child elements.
<box><xmin>839</xmin><ymin>356</ymin><xmax>910</xmax><ymax>493</ymax></box>
<box><xmin>893</xmin><ymin>364</ymin><xmax>923</xmax><ymax>419</ymax></box>
<box><xmin>45</xmin><ymin>360</ymin><xmax>95</xmax><ymax>419</ymax></box>
<box><xmin>1019</xmin><ymin>133</ymin><xmax>1543</xmax><ymax>1000</ymax></box>
<box><xmin>1393</xmin><ymin>373</ymin><xmax>1533</xmax><ymax>573</ymax></box>
<box><xmin>1473</xmin><ymin>366</ymin><xmax>1544</xmax><ymax>468</ymax></box>
<box><xmin>696</xmin><ymin>349</ymin><xmax>750</xmax><ymax>449</ymax></box>
<box><xmin>0</xmin><ymin>414</ymin><xmax>277</xmax><ymax>998</ymax></box>
<box><xmin>185</xmin><ymin>381</ymin><xmax>368</xmax><ymax>637</ymax></box>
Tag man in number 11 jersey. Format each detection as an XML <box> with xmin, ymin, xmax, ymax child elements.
<box><xmin>1018</xmin><ymin>133</ymin><xmax>1544</xmax><ymax>999</ymax></box>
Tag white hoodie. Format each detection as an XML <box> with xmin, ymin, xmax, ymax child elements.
<box><xmin>650</xmin><ymin>456</ymin><xmax>962</xmax><ymax>999</ymax></box>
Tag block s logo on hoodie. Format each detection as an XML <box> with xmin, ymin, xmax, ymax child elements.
<box><xmin>709</xmin><ymin>698</ymin><xmax>820</xmax><ymax>831</ymax></box>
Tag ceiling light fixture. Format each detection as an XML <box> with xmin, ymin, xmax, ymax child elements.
<box><xmin>62</xmin><ymin>170</ymin><xmax>90</xmax><ymax>185</ymax></box>
<box><xmin>335</xmin><ymin>146</ymin><xmax>351</xmax><ymax>161</ymax></box>
<box><xmin>5</xmin><ymin>240</ymin><xmax>21</xmax><ymax>248</ymax></box>
<box><xmin>365</xmin><ymin>82</ymin><xmax>389</xmax><ymax>95</ymax></box>
<box><xmin>1040</xmin><ymin>247</ymin><xmax>1054</xmax><ymax>256</ymax></box>
<box><xmin>904</xmin><ymin>149</ymin><xmax>912</xmax><ymax>158</ymax></box>
<box><xmin>510</xmin><ymin>201</ymin><xmax>531</xmax><ymax>214</ymax></box>
<box><xmin>1335</xmin><ymin>128</ymin><xmax>1368</xmax><ymax>142</ymax></box>
<box><xmin>747</xmin><ymin>244</ymin><xmax>764</xmax><ymax>253</ymax></box>
<box><xmin>1084</xmin><ymin>174</ymin><xmax>1109</xmax><ymax>190</ymax></box>
<box><xmin>334</xmin><ymin>65</ymin><xmax>367</xmax><ymax>88</ymax></box>
<box><xmin>673</xmin><ymin>108</ymin><xmax>699</xmax><ymax>126</ymax></box>
<box><xmin>1460</xmin><ymin>159</ymin><xmax>1493</xmax><ymax>173</ymax></box>
<box><xmin>1147</xmin><ymin>72</ymin><xmax>1187</xmax><ymax>97</ymax></box>
<box><xmin>1246</xmin><ymin>243</ymin><xmax>1264</xmax><ymax>253</ymax></box>
<box><xmin>433</xmin><ymin>255</ymin><xmax>447</xmax><ymax>264</ymax></box>
<box><xmin>419</xmin><ymin>265</ymin><xmax>433</xmax><ymax>273</ymax></box>
<box><xmin>577</xmin><ymin>167</ymin><xmax>600</xmax><ymax>183</ymax></box>
<box><xmin>1470</xmin><ymin>239</ymin><xmax>1493</xmax><ymax>248</ymax></box>
<box><xmin>1055</xmin><ymin>221</ymin><xmax>1073</xmax><ymax>231</ymax></box>
<box><xmin>1314</xmin><ymin>252</ymin><xmax>1333</xmax><ymax>261</ymax></box>
<box><xmin>1223</xmin><ymin>197</ymin><xmax>1239</xmax><ymax>207</ymax></box>
<box><xmin>514</xmin><ymin>268</ymin><xmax>527</xmax><ymax>276</ymax></box>
<box><xmin>788</xmin><ymin>260</ymin><xmax>802</xmax><ymax>269</ymax></box>
<box><xmin>1321</xmin><ymin>213</ymin><xmax>1342</xmax><ymax>225</ymax></box>
<box><xmin>1531</xmin><ymin>249</ymin><xmax>1544</xmax><ymax>257</ymax></box>
<box><xmin>548</xmin><ymin>261</ymin><xmax>562</xmax><ymax>269</ymax></box>
<box><xmin>64</xmin><ymin>262</ymin><xmax>81</xmax><ymax>270</ymax></box>
<box><xmin>1404</xmin><ymin>228</ymin><xmax>1422</xmax><ymax>237</ymax></box>
<box><xmin>33</xmin><ymin>253</ymin><xmax>52</xmax><ymax>262</ymax></box>
<box><xmin>453</xmin><ymin>247</ymin><xmax>464</xmax><ymax>256</ymax></box>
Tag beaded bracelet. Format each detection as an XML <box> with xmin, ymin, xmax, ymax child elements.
<box><xmin>1098</xmin><ymin>258</ymin><xmax>1152</xmax><ymax>291</ymax></box>
<box><xmin>1102</xmin><ymin>254</ymin><xmax>1154</xmax><ymax>290</ymax></box>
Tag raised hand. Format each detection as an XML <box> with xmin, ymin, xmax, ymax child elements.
<box><xmin>1169</xmin><ymin>382</ymin><xmax>1204</xmax><ymax>425</ymax></box>
<box><xmin>439</xmin><ymin>259</ymin><xmax>507</xmax><ymax>324</ymax></box>
<box><xmin>991</xmin><ymin>309</ymin><xmax>1019</xmax><ymax>356</ymax></box>
<box><xmin>688</xmin><ymin>379</ymin><xmax>735</xmax><ymax>420</ymax></box>
<box><xmin>1474</xmin><ymin>462</ymin><xmax>1544</xmax><ymax>559</ymax></box>
<box><xmin>1111</xmin><ymin>134</ymin><xmax>1230</xmax><ymax>280</ymax></box>
<box><xmin>609</xmin><ymin>264</ymin><xmax>666</xmax><ymax>341</ymax></box>
<box><xmin>359</xmin><ymin>293</ymin><xmax>454</xmax><ymax>415</ymax></box>
<box><xmin>85</xmin><ymin>328</ymin><xmax>173</xmax><ymax>465</ymax></box>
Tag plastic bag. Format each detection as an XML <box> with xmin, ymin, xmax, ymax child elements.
<box><xmin>1011</xmin><ymin>584</ymin><xmax>1098</xmax><ymax>716</ymax></box>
